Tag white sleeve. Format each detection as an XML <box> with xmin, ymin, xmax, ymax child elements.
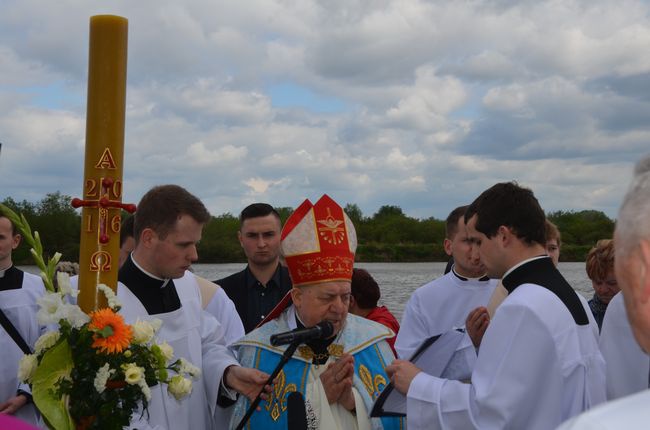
<box><xmin>205</xmin><ymin>288</ymin><xmax>245</xmax><ymax>346</ymax></box>
<box><xmin>395</xmin><ymin>292</ymin><xmax>428</xmax><ymax>359</ymax></box>
<box><xmin>406</xmin><ymin>302</ymin><xmax>564</xmax><ymax>429</ymax></box>
<box><xmin>199</xmin><ymin>309</ymin><xmax>240</xmax><ymax>417</ymax></box>
<box><xmin>599</xmin><ymin>292</ymin><xmax>650</xmax><ymax>400</ymax></box>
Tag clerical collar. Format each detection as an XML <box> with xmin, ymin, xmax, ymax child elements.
<box><xmin>451</xmin><ymin>266</ymin><xmax>490</xmax><ymax>282</ymax></box>
<box><xmin>0</xmin><ymin>262</ymin><xmax>14</xmax><ymax>278</ymax></box>
<box><xmin>502</xmin><ymin>255</ymin><xmax>549</xmax><ymax>280</ymax></box>
<box><xmin>502</xmin><ymin>255</ymin><xmax>588</xmax><ymax>325</ymax></box>
<box><xmin>0</xmin><ymin>265</ymin><xmax>24</xmax><ymax>291</ymax></box>
<box><xmin>118</xmin><ymin>255</ymin><xmax>181</xmax><ymax>314</ymax></box>
<box><xmin>130</xmin><ymin>255</ymin><xmax>172</xmax><ymax>289</ymax></box>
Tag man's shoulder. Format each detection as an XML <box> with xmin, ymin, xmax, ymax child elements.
<box><xmin>214</xmin><ymin>267</ymin><xmax>247</xmax><ymax>290</ymax></box>
<box><xmin>558</xmin><ymin>390</ymin><xmax>650</xmax><ymax>429</ymax></box>
<box><xmin>413</xmin><ymin>271</ymin><xmax>457</xmax><ymax>296</ymax></box>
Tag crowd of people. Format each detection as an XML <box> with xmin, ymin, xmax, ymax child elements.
<box><xmin>1</xmin><ymin>154</ymin><xmax>650</xmax><ymax>429</ymax></box>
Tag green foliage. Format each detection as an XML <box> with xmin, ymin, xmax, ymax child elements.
<box><xmin>3</xmin><ymin>193</ymin><xmax>617</xmax><ymax>263</ymax></box>
<box><xmin>2</xmin><ymin>192</ymin><xmax>80</xmax><ymax>264</ymax></box>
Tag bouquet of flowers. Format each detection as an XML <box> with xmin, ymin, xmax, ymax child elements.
<box><xmin>1</xmin><ymin>204</ymin><xmax>199</xmax><ymax>430</ymax></box>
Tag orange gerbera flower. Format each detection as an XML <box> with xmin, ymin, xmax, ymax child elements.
<box><xmin>89</xmin><ymin>308</ymin><xmax>133</xmax><ymax>354</ymax></box>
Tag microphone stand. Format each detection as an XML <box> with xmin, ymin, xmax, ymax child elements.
<box><xmin>235</xmin><ymin>340</ymin><xmax>301</xmax><ymax>430</ymax></box>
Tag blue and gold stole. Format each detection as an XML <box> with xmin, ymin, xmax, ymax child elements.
<box><xmin>231</xmin><ymin>308</ymin><xmax>404</xmax><ymax>430</ymax></box>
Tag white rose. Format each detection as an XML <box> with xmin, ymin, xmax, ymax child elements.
<box><xmin>34</xmin><ymin>331</ymin><xmax>61</xmax><ymax>354</ymax></box>
<box><xmin>157</xmin><ymin>342</ymin><xmax>174</xmax><ymax>361</ymax></box>
<box><xmin>149</xmin><ymin>318</ymin><xmax>163</xmax><ymax>333</ymax></box>
<box><xmin>17</xmin><ymin>354</ymin><xmax>38</xmax><ymax>382</ymax></box>
<box><xmin>168</xmin><ymin>375</ymin><xmax>192</xmax><ymax>400</ymax></box>
<box><xmin>132</xmin><ymin>320</ymin><xmax>155</xmax><ymax>344</ymax></box>
<box><xmin>122</xmin><ymin>363</ymin><xmax>144</xmax><ymax>385</ymax></box>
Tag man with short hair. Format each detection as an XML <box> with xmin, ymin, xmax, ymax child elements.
<box><xmin>559</xmin><ymin>155</ymin><xmax>650</xmax><ymax>428</ymax></box>
<box><xmin>0</xmin><ymin>214</ymin><xmax>44</xmax><ymax>425</ymax></box>
<box><xmin>216</xmin><ymin>203</ymin><xmax>292</xmax><ymax>333</ymax></box>
<box><xmin>118</xmin><ymin>214</ymin><xmax>135</xmax><ymax>268</ymax></box>
<box><xmin>387</xmin><ymin>183</ymin><xmax>606</xmax><ymax>430</ymax></box>
<box><xmin>394</xmin><ymin>205</ymin><xmax>497</xmax><ymax>359</ymax></box>
<box><xmin>230</xmin><ymin>195</ymin><xmax>402</xmax><ymax>430</ymax></box>
<box><xmin>117</xmin><ymin>185</ymin><xmax>269</xmax><ymax>429</ymax></box>
<box><xmin>120</xmin><ymin>210</ymin><xmax>244</xmax><ymax>345</ymax></box>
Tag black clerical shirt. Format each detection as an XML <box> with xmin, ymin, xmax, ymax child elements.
<box><xmin>118</xmin><ymin>255</ymin><xmax>181</xmax><ymax>315</ymax></box>
<box><xmin>0</xmin><ymin>265</ymin><xmax>24</xmax><ymax>291</ymax></box>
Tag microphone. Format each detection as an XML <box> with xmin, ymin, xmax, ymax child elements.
<box><xmin>287</xmin><ymin>391</ymin><xmax>308</xmax><ymax>430</ymax></box>
<box><xmin>270</xmin><ymin>321</ymin><xmax>334</xmax><ymax>346</ymax></box>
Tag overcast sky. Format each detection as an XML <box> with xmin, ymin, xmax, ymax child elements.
<box><xmin>1</xmin><ymin>0</ymin><xmax>649</xmax><ymax>221</ymax></box>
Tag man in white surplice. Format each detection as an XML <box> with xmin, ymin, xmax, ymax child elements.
<box><xmin>0</xmin><ymin>214</ymin><xmax>45</xmax><ymax>426</ymax></box>
<box><xmin>559</xmin><ymin>155</ymin><xmax>650</xmax><ymax>429</ymax></box>
<box><xmin>387</xmin><ymin>182</ymin><xmax>606</xmax><ymax>430</ymax></box>
<box><xmin>116</xmin><ymin>185</ymin><xmax>270</xmax><ymax>429</ymax></box>
<box><xmin>395</xmin><ymin>205</ymin><xmax>497</xmax><ymax>360</ymax></box>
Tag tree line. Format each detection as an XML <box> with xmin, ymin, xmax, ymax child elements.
<box><xmin>2</xmin><ymin>192</ymin><xmax>615</xmax><ymax>265</ymax></box>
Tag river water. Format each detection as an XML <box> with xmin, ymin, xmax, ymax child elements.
<box><xmin>23</xmin><ymin>262</ymin><xmax>591</xmax><ymax>321</ymax></box>
<box><xmin>193</xmin><ymin>262</ymin><xmax>593</xmax><ymax>321</ymax></box>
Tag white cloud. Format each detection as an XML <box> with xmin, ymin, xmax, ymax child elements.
<box><xmin>2</xmin><ymin>0</ymin><xmax>650</xmax><ymax>222</ymax></box>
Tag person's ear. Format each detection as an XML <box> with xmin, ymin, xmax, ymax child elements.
<box><xmin>237</xmin><ymin>230</ymin><xmax>243</xmax><ymax>248</ymax></box>
<box><xmin>11</xmin><ymin>233</ymin><xmax>21</xmax><ymax>250</ymax></box>
<box><xmin>443</xmin><ymin>238</ymin><xmax>453</xmax><ymax>256</ymax></box>
<box><xmin>291</xmin><ymin>287</ymin><xmax>302</xmax><ymax>307</ymax></box>
<box><xmin>140</xmin><ymin>228</ymin><xmax>157</xmax><ymax>248</ymax></box>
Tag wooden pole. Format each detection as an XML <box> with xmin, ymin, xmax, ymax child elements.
<box><xmin>73</xmin><ymin>15</ymin><xmax>134</xmax><ymax>314</ymax></box>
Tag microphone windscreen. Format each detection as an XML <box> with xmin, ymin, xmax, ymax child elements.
<box><xmin>287</xmin><ymin>391</ymin><xmax>307</xmax><ymax>430</ymax></box>
<box><xmin>318</xmin><ymin>321</ymin><xmax>334</xmax><ymax>338</ymax></box>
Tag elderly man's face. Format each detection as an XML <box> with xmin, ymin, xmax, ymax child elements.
<box><xmin>292</xmin><ymin>281</ymin><xmax>351</xmax><ymax>336</ymax></box>
<box><xmin>615</xmin><ymin>232</ymin><xmax>650</xmax><ymax>353</ymax></box>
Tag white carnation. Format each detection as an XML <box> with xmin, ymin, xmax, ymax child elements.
<box><xmin>17</xmin><ymin>354</ymin><xmax>38</xmax><ymax>383</ymax></box>
<box><xmin>132</xmin><ymin>320</ymin><xmax>155</xmax><ymax>344</ymax></box>
<box><xmin>149</xmin><ymin>318</ymin><xmax>163</xmax><ymax>333</ymax></box>
<box><xmin>157</xmin><ymin>342</ymin><xmax>174</xmax><ymax>361</ymax></box>
<box><xmin>93</xmin><ymin>363</ymin><xmax>116</xmax><ymax>394</ymax></box>
<box><xmin>178</xmin><ymin>358</ymin><xmax>201</xmax><ymax>379</ymax></box>
<box><xmin>168</xmin><ymin>375</ymin><xmax>192</xmax><ymax>400</ymax></box>
<box><xmin>34</xmin><ymin>331</ymin><xmax>61</xmax><ymax>354</ymax></box>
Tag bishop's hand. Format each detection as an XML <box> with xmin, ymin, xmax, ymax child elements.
<box><xmin>320</xmin><ymin>353</ymin><xmax>355</xmax><ymax>410</ymax></box>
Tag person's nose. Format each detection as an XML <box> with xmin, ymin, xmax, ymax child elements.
<box><xmin>188</xmin><ymin>245</ymin><xmax>198</xmax><ymax>262</ymax></box>
<box><xmin>257</xmin><ymin>234</ymin><xmax>267</xmax><ymax>248</ymax></box>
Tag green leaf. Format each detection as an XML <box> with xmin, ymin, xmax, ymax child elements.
<box><xmin>32</xmin><ymin>340</ymin><xmax>75</xmax><ymax>430</ymax></box>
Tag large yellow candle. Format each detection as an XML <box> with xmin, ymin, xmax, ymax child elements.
<box><xmin>74</xmin><ymin>15</ymin><xmax>130</xmax><ymax>314</ymax></box>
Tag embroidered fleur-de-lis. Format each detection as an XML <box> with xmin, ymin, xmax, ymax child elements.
<box><xmin>358</xmin><ymin>364</ymin><xmax>387</xmax><ymax>400</ymax></box>
<box><xmin>264</xmin><ymin>370</ymin><xmax>297</xmax><ymax>421</ymax></box>
<box><xmin>317</xmin><ymin>207</ymin><xmax>345</xmax><ymax>244</ymax></box>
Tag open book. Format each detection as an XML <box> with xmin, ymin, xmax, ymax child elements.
<box><xmin>370</xmin><ymin>329</ymin><xmax>472</xmax><ymax>417</ymax></box>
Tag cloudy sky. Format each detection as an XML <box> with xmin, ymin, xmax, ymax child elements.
<box><xmin>1</xmin><ymin>0</ymin><xmax>649</xmax><ymax>220</ymax></box>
